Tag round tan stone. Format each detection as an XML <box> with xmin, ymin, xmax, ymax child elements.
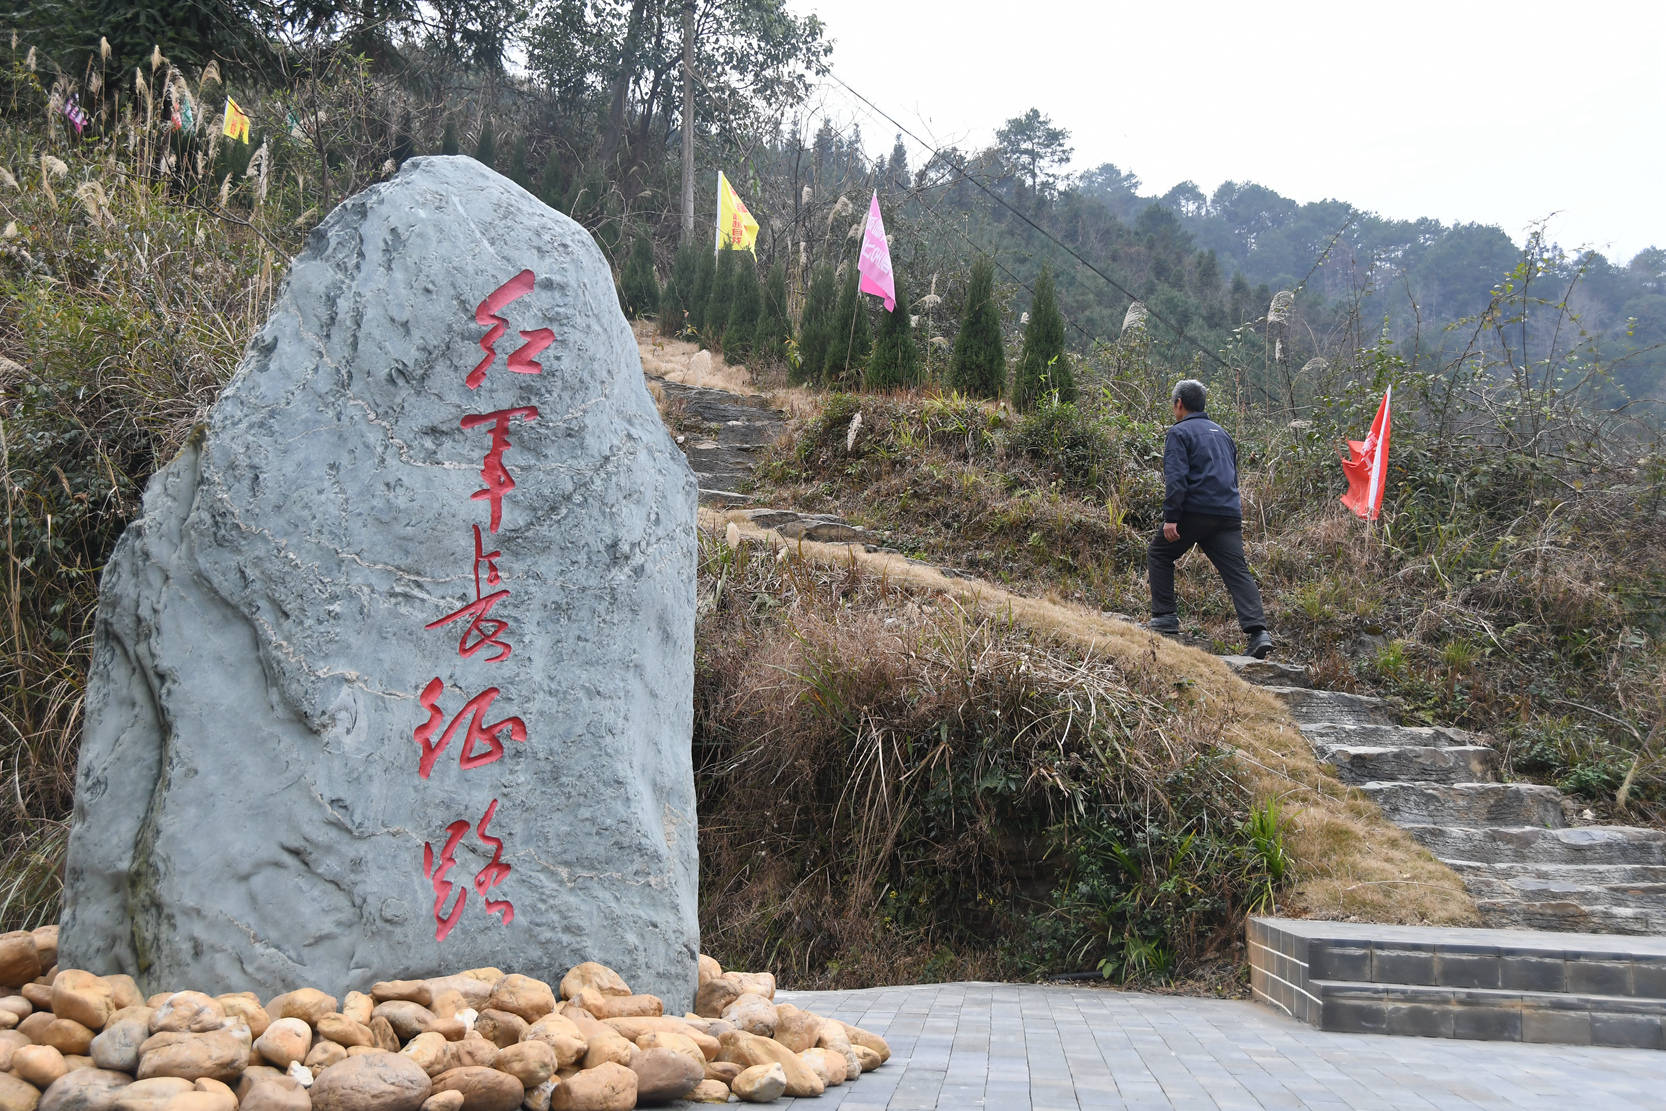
<box><xmin>238</xmin><ymin>1075</ymin><xmax>309</xmax><ymax>1111</ymax></box>
<box><xmin>341</xmin><ymin>992</ymin><xmax>374</xmax><ymax>1026</ymax></box>
<box><xmin>317</xmin><ymin>1012</ymin><xmax>375</xmax><ymax>1048</ymax></box>
<box><xmin>417</xmin><ymin>977</ymin><xmax>491</xmax><ymax>1012</ymax></box>
<box><xmin>769</xmin><ymin>1004</ymin><xmax>823</xmax><ymax>1053</ymax></box>
<box><xmin>557</xmin><ymin>964</ymin><xmax>629</xmax><ymax>1003</ymax></box>
<box><xmin>691</xmin><ymin>977</ymin><xmax>742</xmax><ymax>1020</ymax></box>
<box><xmin>0</xmin><ymin>996</ymin><xmax>29</xmax><ymax>1021</ymax></box>
<box><xmin>310</xmin><ymin>1050</ymin><xmax>432</xmax><ymax>1111</ymax></box>
<box><xmin>215</xmin><ymin>994</ymin><xmax>270</xmax><ymax>1039</ymax></box>
<box><xmin>428</xmin><ymin>1066</ymin><xmax>522</xmax><ymax>1111</ymax></box>
<box><xmin>112</xmin><ymin>1076</ymin><xmax>195</xmax><ymax>1108</ymax></box>
<box><xmin>0</xmin><ymin>1029</ymin><xmax>31</xmax><ymax>1070</ymax></box>
<box><xmin>50</xmin><ymin>971</ymin><xmax>115</xmax><ymax>1031</ymax></box>
<box><xmin>729</xmin><ymin>1062</ymin><xmax>785</xmax><ymax>1103</ymax></box>
<box><xmin>547</xmin><ymin>1061</ymin><xmax>635</xmax><ymax>1111</ymax></box>
<box><xmin>425</xmin><ymin>990</ymin><xmax>467</xmax><ymax>1021</ymax></box>
<box><xmin>234</xmin><ymin>1066</ymin><xmax>287</xmax><ymax>1100</ymax></box>
<box><xmin>0</xmin><ymin>1073</ymin><xmax>39</xmax><ymax>1111</ymax></box>
<box><xmin>303</xmin><ymin>1039</ymin><xmax>347</xmax><ymax>1072</ymax></box>
<box><xmin>472</xmin><ymin>1009</ymin><xmax>525</xmax><ymax>1049</ymax></box>
<box><xmin>369</xmin><ymin>1015</ymin><xmax>401</xmax><ymax>1052</ymax></box>
<box><xmin>718</xmin><ymin>995</ymin><xmax>775</xmax><ymax>1039</ymax></box>
<box><xmin>728</xmin><ymin>974</ymin><xmax>773</xmax><ymax>1002</ymax></box>
<box><xmin>0</xmin><ymin>932</ymin><xmax>42</xmax><ymax>989</ymax></box>
<box><xmin>18</xmin><ymin>1011</ymin><xmax>53</xmax><ymax>1042</ymax></box>
<box><xmin>266</xmin><ymin>990</ymin><xmax>337</xmax><ymax>1027</ymax></box>
<box><xmin>148</xmin><ymin>994</ymin><xmax>225</xmax><ymax>1035</ymax></box>
<box><xmin>13</xmin><ymin>1043</ymin><xmax>69</xmax><ymax>1088</ymax></box>
<box><xmin>695</xmin><ymin>955</ymin><xmax>721</xmax><ymax>987</ymax></box>
<box><xmin>419</xmin><ymin>1092</ymin><xmax>465</xmax><ymax>1111</ymax></box>
<box><xmin>686</xmin><ymin>1078</ymin><xmax>731</xmax><ymax>1104</ymax></box>
<box><xmin>254</xmin><ymin>1018</ymin><xmax>313</xmax><ymax>1068</ymax></box>
<box><xmin>575</xmin><ymin>992</ymin><xmax>661</xmax><ymax>1021</ymax></box>
<box><xmin>136</xmin><ymin>1029</ymin><xmax>251</xmax><ymax>1083</ymax></box>
<box><xmin>37</xmin><ymin>1066</ymin><xmax>132</xmax><ymax>1108</ymax></box>
<box><xmin>400</xmin><ymin>1031</ymin><xmax>449</xmax><ymax>1076</ymax></box>
<box><xmin>36</xmin><ymin>1017</ymin><xmax>96</xmax><ymax>1056</ymax></box>
<box><xmin>635</xmin><ymin>1030</ymin><xmax>704</xmax><ymax>1068</ymax></box>
<box><xmin>524</xmin><ymin>1014</ymin><xmax>586</xmax><ymax>1068</ymax></box>
<box><xmin>715</xmin><ymin>1031</ymin><xmax>822</xmax><ymax>1098</ymax></box>
<box><xmin>91</xmin><ymin>1008</ymin><xmax>156</xmax><ymax>1072</ymax></box>
<box><xmin>483</xmin><ymin>974</ymin><xmax>555</xmax><ymax>1023</ymax></box>
<box><xmin>104</xmin><ymin>977</ymin><xmax>144</xmax><ymax>1012</ymax></box>
<box><xmin>157</xmin><ymin>1093</ymin><xmax>234</xmax><ymax>1111</ymax></box>
<box><xmin>369</xmin><ymin>981</ymin><xmax>426</xmax><ymax>1004</ymax></box>
<box><xmin>28</xmin><ymin>928</ymin><xmax>56</xmax><ymax>973</ymax></box>
<box><xmin>371</xmin><ymin>1001</ymin><xmax>438</xmax><ymax>1043</ymax></box>
<box><xmin>800</xmin><ymin>1047</ymin><xmax>846</xmax><ymax>1087</ymax></box>
<box><xmin>492</xmin><ymin>1040</ymin><xmax>556</xmax><ymax>1087</ymax></box>
<box><xmin>703</xmin><ymin>1061</ymin><xmax>741</xmax><ymax>1085</ymax></box>
<box><xmin>629</xmin><ymin>1046</ymin><xmax>703</xmax><ymax>1106</ymax></box>
<box><xmin>520</xmin><ymin>1079</ymin><xmax>557</xmax><ymax>1111</ymax></box>
<box><xmin>580</xmin><ymin>1028</ymin><xmax>631</xmax><ymax>1071</ymax></box>
<box><xmin>436</xmin><ymin>1036</ymin><xmax>496</xmax><ymax>1074</ymax></box>
<box><xmin>837</xmin><ymin>1021</ymin><xmax>890</xmax><ymax>1063</ymax></box>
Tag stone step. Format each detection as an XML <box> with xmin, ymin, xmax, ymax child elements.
<box><xmin>1317</xmin><ymin>743</ymin><xmax>1499</xmax><ymax>785</ymax></box>
<box><xmin>1406</xmin><ymin>824</ymin><xmax>1666</xmax><ymax>865</ymax></box>
<box><xmin>1358</xmin><ymin>782</ymin><xmax>1565</xmax><ymax>827</ymax></box>
<box><xmin>1473</xmin><ymin>900</ymin><xmax>1666</xmax><ymax>937</ymax></box>
<box><xmin>1448</xmin><ymin>860</ymin><xmax>1666</xmax><ymax>886</ymax></box>
<box><xmin>1221</xmin><ymin>655</ymin><xmax>1311</xmax><ymax>688</ymax></box>
<box><xmin>1298</xmin><ymin>721</ymin><xmax>1485</xmax><ymax>750</ymax></box>
<box><xmin>1261</xmin><ymin>685</ymin><xmax>1395</xmax><ymax>727</ymax></box>
<box><xmin>1315</xmin><ymin>980</ymin><xmax>1666</xmax><ymax>1048</ymax></box>
<box><xmin>1250</xmin><ymin>916</ymin><xmax>1666</xmax><ymax>1048</ymax></box>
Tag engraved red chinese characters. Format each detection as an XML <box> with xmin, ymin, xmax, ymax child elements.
<box><xmin>426</xmin><ymin>525</ymin><xmax>514</xmax><ymax>661</ymax></box>
<box><xmin>422</xmin><ymin>799</ymin><xmax>514</xmax><ymax>942</ymax></box>
<box><xmin>462</xmin><ymin>406</ymin><xmax>538</xmax><ymax>534</ymax></box>
<box><xmin>469</xmin><ymin>269</ymin><xmax>554</xmax><ymax>389</ymax></box>
<box><xmin>413</xmin><ymin>678</ymin><xmax>527</xmax><ymax>778</ymax></box>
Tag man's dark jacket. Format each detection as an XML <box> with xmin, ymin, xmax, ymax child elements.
<box><xmin>1162</xmin><ymin>411</ymin><xmax>1242</xmax><ymax>522</ymax></box>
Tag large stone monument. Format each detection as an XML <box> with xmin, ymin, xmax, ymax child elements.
<box><xmin>60</xmin><ymin>156</ymin><xmax>700</xmax><ymax>1008</ymax></box>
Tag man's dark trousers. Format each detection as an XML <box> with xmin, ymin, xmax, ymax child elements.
<box><xmin>1148</xmin><ymin>512</ymin><xmax>1266</xmax><ymax>633</ymax></box>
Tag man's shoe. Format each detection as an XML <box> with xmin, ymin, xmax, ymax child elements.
<box><xmin>1247</xmin><ymin>630</ymin><xmax>1274</xmax><ymax>659</ymax></box>
<box><xmin>1147</xmin><ymin>615</ymin><xmax>1180</xmax><ymax>636</ymax></box>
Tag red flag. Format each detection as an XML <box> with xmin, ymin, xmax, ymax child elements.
<box><xmin>1340</xmin><ymin>386</ymin><xmax>1392</xmax><ymax>521</ymax></box>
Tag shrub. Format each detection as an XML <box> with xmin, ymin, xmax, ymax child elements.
<box><xmin>1013</xmin><ymin>267</ymin><xmax>1073</xmax><ymax>410</ymax></box>
<box><xmin>865</xmin><ymin>274</ymin><xmax>921</xmax><ymax>391</ymax></box>
<box><xmin>823</xmin><ymin>263</ymin><xmax>871</xmax><ymax>387</ymax></box>
<box><xmin>795</xmin><ymin>265</ymin><xmax>837</xmax><ymax>385</ymax></box>
<box><xmin>751</xmin><ymin>262</ymin><xmax>792</xmax><ymax>363</ymax></box>
<box><xmin>724</xmin><ymin>257</ymin><xmax>761</xmax><ymax>359</ymax></box>
<box><xmin>950</xmin><ymin>256</ymin><xmax>1005</xmax><ymax>398</ymax></box>
<box><xmin>619</xmin><ymin>233</ymin><xmax>659</xmax><ymax>319</ymax></box>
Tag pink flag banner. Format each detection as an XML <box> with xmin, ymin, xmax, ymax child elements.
<box><xmin>63</xmin><ymin>94</ymin><xmax>89</xmax><ymax>135</ymax></box>
<box><xmin>857</xmin><ymin>190</ymin><xmax>896</xmax><ymax>312</ymax></box>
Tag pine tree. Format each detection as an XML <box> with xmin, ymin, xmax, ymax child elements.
<box><xmin>950</xmin><ymin>257</ymin><xmax>1006</xmax><ymax>398</ymax></box>
<box><xmin>687</xmin><ymin>248</ymin><xmax>717</xmax><ymax>334</ymax></box>
<box><xmin>702</xmin><ymin>249</ymin><xmax>738</xmax><ymax>349</ymax></box>
<box><xmin>441</xmin><ymin>118</ymin><xmax>460</xmax><ymax>156</ymax></box>
<box><xmin>725</xmin><ymin>259</ymin><xmax>763</xmax><ymax>360</ymax></box>
<box><xmin>795</xmin><ymin>266</ymin><xmax>837</xmax><ymax>385</ymax></box>
<box><xmin>1013</xmin><ymin>267</ymin><xmax>1073</xmax><ymax>409</ymax></box>
<box><xmin>865</xmin><ymin>275</ymin><xmax>921</xmax><ymax>391</ymax></box>
<box><xmin>473</xmin><ymin>120</ymin><xmax>497</xmax><ymax>169</ymax></box>
<box><xmin>824</xmin><ymin>264</ymin><xmax>871</xmax><ymax>386</ymax></box>
<box><xmin>621</xmin><ymin>234</ymin><xmax>660</xmax><ymax>319</ymax></box>
<box><xmin>751</xmin><ymin>263</ymin><xmax>792</xmax><ymax>363</ymax></box>
<box><xmin>660</xmin><ymin>243</ymin><xmax>700</xmax><ymax>337</ymax></box>
<box><xmin>507</xmin><ymin>137</ymin><xmax>529</xmax><ymax>186</ymax></box>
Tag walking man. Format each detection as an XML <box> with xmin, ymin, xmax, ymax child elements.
<box><xmin>1147</xmin><ymin>379</ymin><xmax>1274</xmax><ymax>659</ymax></box>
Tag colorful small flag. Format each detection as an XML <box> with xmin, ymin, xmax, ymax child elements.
<box><xmin>286</xmin><ymin>110</ymin><xmax>304</xmax><ymax>140</ymax></box>
<box><xmin>1340</xmin><ymin>386</ymin><xmax>1392</xmax><ymax>521</ymax></box>
<box><xmin>170</xmin><ymin>92</ymin><xmax>195</xmax><ymax>134</ymax></box>
<box><xmin>63</xmin><ymin>94</ymin><xmax>89</xmax><ymax>135</ymax></box>
<box><xmin>857</xmin><ymin>190</ymin><xmax>896</xmax><ymax>312</ymax></box>
<box><xmin>715</xmin><ymin>171</ymin><xmax>759</xmax><ymax>255</ymax></box>
<box><xmin>222</xmin><ymin>96</ymin><xmax>251</xmax><ymax>143</ymax></box>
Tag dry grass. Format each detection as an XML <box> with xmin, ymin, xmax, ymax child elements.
<box><xmin>703</xmin><ymin>506</ymin><xmax>1480</xmax><ymax>928</ymax></box>
<box><xmin>632</xmin><ymin>320</ymin><xmax>759</xmax><ymax>395</ymax></box>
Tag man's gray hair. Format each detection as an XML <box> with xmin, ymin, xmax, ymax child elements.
<box><xmin>1172</xmin><ymin>379</ymin><xmax>1207</xmax><ymax>413</ymax></box>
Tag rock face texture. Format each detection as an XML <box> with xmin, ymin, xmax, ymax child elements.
<box><xmin>60</xmin><ymin>156</ymin><xmax>700</xmax><ymax>1007</ymax></box>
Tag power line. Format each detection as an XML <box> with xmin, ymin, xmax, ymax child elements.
<box><xmin>822</xmin><ymin>68</ymin><xmax>1239</xmax><ymax>376</ymax></box>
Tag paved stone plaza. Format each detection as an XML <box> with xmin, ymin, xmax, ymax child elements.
<box><xmin>774</xmin><ymin>982</ymin><xmax>1664</xmax><ymax>1110</ymax></box>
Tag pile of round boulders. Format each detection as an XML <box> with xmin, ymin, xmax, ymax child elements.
<box><xmin>0</xmin><ymin>926</ymin><xmax>889</xmax><ymax>1111</ymax></box>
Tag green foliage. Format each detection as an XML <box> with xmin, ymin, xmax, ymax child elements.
<box><xmin>824</xmin><ymin>263</ymin><xmax>871</xmax><ymax>387</ymax></box>
<box><xmin>724</xmin><ymin>258</ymin><xmax>762</xmax><ymax>359</ymax></box>
<box><xmin>1013</xmin><ymin>268</ymin><xmax>1073</xmax><ymax>410</ymax></box>
<box><xmin>702</xmin><ymin>248</ymin><xmax>738</xmax><ymax>349</ymax></box>
<box><xmin>659</xmin><ymin>243</ymin><xmax>700</xmax><ymax>337</ymax></box>
<box><xmin>751</xmin><ymin>263</ymin><xmax>792</xmax><ymax>363</ymax></box>
<box><xmin>537</xmin><ymin>146</ymin><xmax>568</xmax><ymax>208</ymax></box>
<box><xmin>619</xmin><ymin>233</ymin><xmax>659</xmax><ymax>319</ymax></box>
<box><xmin>506</xmin><ymin>136</ymin><xmax>529</xmax><ymax>185</ymax></box>
<box><xmin>950</xmin><ymin>257</ymin><xmax>1005</xmax><ymax>398</ymax></box>
<box><xmin>795</xmin><ymin>265</ymin><xmax>837</xmax><ymax>385</ymax></box>
<box><xmin>865</xmin><ymin>274</ymin><xmax>921</xmax><ymax>391</ymax></box>
<box><xmin>687</xmin><ymin>246</ymin><xmax>716</xmax><ymax>334</ymax></box>
<box><xmin>441</xmin><ymin>117</ymin><xmax>460</xmax><ymax>156</ymax></box>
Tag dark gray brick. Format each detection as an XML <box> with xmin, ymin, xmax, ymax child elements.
<box><xmin>1498</xmin><ymin>955</ymin><xmax>1565</xmax><ymax>993</ymax></box>
<box><xmin>1566</xmin><ymin>960</ymin><xmax>1633</xmax><ymax>996</ymax></box>
<box><xmin>1522</xmin><ymin>1007</ymin><xmax>1593</xmax><ymax>1045</ymax></box>
<box><xmin>1384</xmin><ymin>1003</ymin><xmax>1455</xmax><ymax>1039</ymax></box>
<box><xmin>1451</xmin><ymin>1004</ymin><xmax>1522</xmax><ymax>1042</ymax></box>
<box><xmin>1590</xmin><ymin>1012</ymin><xmax>1664</xmax><ymax>1050</ymax></box>
<box><xmin>1432</xmin><ymin>952</ymin><xmax>1500</xmax><ymax>990</ymax></box>
<box><xmin>1311</xmin><ymin>944</ymin><xmax>1370</xmax><ymax>982</ymax></box>
<box><xmin>1320</xmin><ymin>999</ymin><xmax>1389</xmax><ymax>1035</ymax></box>
<box><xmin>1372</xmin><ymin>948</ymin><xmax>1436</xmax><ymax>985</ymax></box>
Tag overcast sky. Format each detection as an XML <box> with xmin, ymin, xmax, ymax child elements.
<box><xmin>785</xmin><ymin>0</ymin><xmax>1665</xmax><ymax>264</ymax></box>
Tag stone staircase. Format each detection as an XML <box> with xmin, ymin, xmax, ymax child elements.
<box><xmin>1228</xmin><ymin>656</ymin><xmax>1666</xmax><ymax>936</ymax></box>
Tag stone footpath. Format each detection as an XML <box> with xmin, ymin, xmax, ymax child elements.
<box><xmin>774</xmin><ymin>981</ymin><xmax>1664</xmax><ymax>1110</ymax></box>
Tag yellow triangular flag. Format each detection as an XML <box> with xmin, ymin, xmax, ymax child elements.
<box><xmin>222</xmin><ymin>96</ymin><xmax>250</xmax><ymax>143</ymax></box>
<box><xmin>715</xmin><ymin>171</ymin><xmax>759</xmax><ymax>255</ymax></box>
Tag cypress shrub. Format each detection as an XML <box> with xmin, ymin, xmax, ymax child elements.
<box><xmin>702</xmin><ymin>249</ymin><xmax>738</xmax><ymax>349</ymax></box>
<box><xmin>473</xmin><ymin>119</ymin><xmax>497</xmax><ymax>169</ymax></box>
<box><xmin>824</xmin><ymin>264</ymin><xmax>872</xmax><ymax>387</ymax></box>
<box><xmin>865</xmin><ymin>275</ymin><xmax>922</xmax><ymax>391</ymax></box>
<box><xmin>1013</xmin><ymin>267</ymin><xmax>1074</xmax><ymax>409</ymax></box>
<box><xmin>621</xmin><ymin>234</ymin><xmax>659</xmax><ymax>320</ymax></box>
<box><xmin>950</xmin><ymin>256</ymin><xmax>1006</xmax><ymax>398</ymax></box>
<box><xmin>538</xmin><ymin>147</ymin><xmax>568</xmax><ymax>209</ymax></box>
<box><xmin>687</xmin><ymin>248</ymin><xmax>717</xmax><ymax>334</ymax></box>
<box><xmin>795</xmin><ymin>265</ymin><xmax>837</xmax><ymax>385</ymax></box>
<box><xmin>752</xmin><ymin>263</ymin><xmax>793</xmax><ymax>363</ymax></box>
<box><xmin>660</xmin><ymin>243</ymin><xmax>701</xmax><ymax>337</ymax></box>
<box><xmin>725</xmin><ymin>260</ymin><xmax>763</xmax><ymax>360</ymax></box>
<box><xmin>507</xmin><ymin>136</ymin><xmax>529</xmax><ymax>186</ymax></box>
<box><xmin>441</xmin><ymin>118</ymin><xmax>459</xmax><ymax>156</ymax></box>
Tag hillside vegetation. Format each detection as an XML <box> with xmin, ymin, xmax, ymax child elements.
<box><xmin>2</xmin><ymin>10</ymin><xmax>1662</xmax><ymax>990</ymax></box>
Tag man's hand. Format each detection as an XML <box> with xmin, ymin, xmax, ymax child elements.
<box><xmin>1163</xmin><ymin>522</ymin><xmax>1180</xmax><ymax>542</ymax></box>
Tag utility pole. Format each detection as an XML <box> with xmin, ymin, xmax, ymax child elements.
<box><xmin>680</xmin><ymin>0</ymin><xmax>696</xmax><ymax>242</ymax></box>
